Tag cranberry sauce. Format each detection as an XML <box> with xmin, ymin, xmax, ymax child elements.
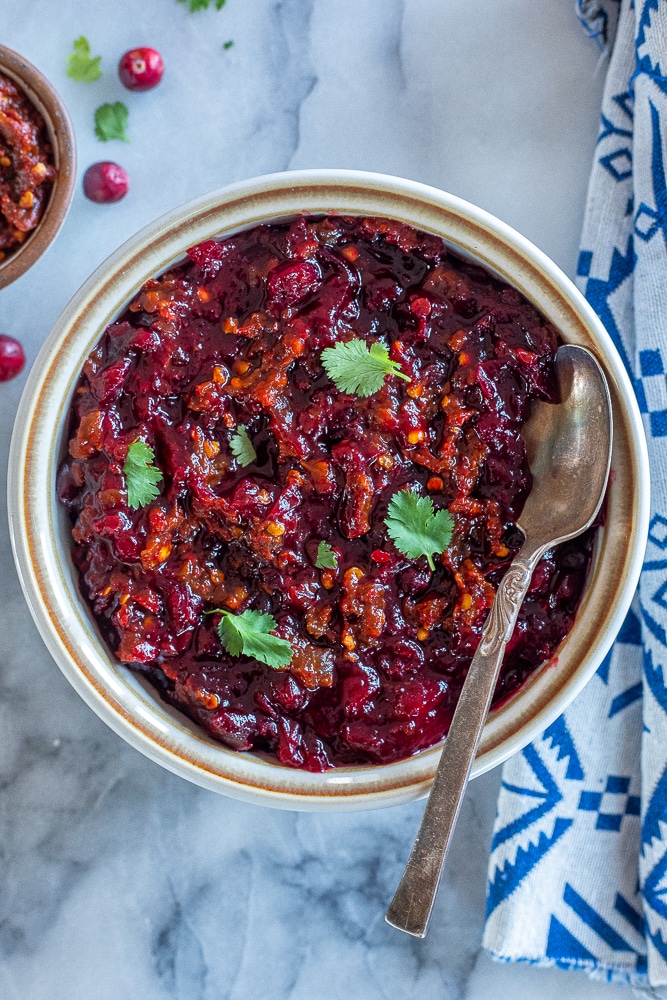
<box><xmin>0</xmin><ymin>73</ymin><xmax>56</xmax><ymax>259</ymax></box>
<box><xmin>57</xmin><ymin>216</ymin><xmax>595</xmax><ymax>770</ymax></box>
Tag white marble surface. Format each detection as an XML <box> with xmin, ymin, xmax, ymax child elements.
<box><xmin>0</xmin><ymin>2</ymin><xmax>636</xmax><ymax>997</ymax></box>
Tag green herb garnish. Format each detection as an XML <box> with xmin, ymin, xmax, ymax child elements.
<box><xmin>230</xmin><ymin>425</ymin><xmax>256</xmax><ymax>467</ymax></box>
<box><xmin>384</xmin><ymin>488</ymin><xmax>454</xmax><ymax>572</ymax></box>
<box><xmin>179</xmin><ymin>0</ymin><xmax>226</xmax><ymax>10</ymax></box>
<box><xmin>66</xmin><ymin>36</ymin><xmax>102</xmax><ymax>83</ymax></box>
<box><xmin>210</xmin><ymin>608</ymin><xmax>292</xmax><ymax>668</ymax></box>
<box><xmin>315</xmin><ymin>540</ymin><xmax>338</xmax><ymax>570</ymax></box>
<box><xmin>123</xmin><ymin>439</ymin><xmax>163</xmax><ymax>509</ymax></box>
<box><xmin>223</xmin><ymin>39</ymin><xmax>234</xmax><ymax>50</ymax></box>
<box><xmin>94</xmin><ymin>102</ymin><xmax>130</xmax><ymax>142</ymax></box>
<box><xmin>320</xmin><ymin>339</ymin><xmax>410</xmax><ymax>398</ymax></box>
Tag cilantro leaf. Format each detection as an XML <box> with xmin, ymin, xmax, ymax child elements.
<box><xmin>223</xmin><ymin>39</ymin><xmax>234</xmax><ymax>50</ymax></box>
<box><xmin>230</xmin><ymin>425</ymin><xmax>256</xmax><ymax>467</ymax></box>
<box><xmin>211</xmin><ymin>608</ymin><xmax>293</xmax><ymax>668</ymax></box>
<box><xmin>315</xmin><ymin>540</ymin><xmax>338</xmax><ymax>570</ymax></box>
<box><xmin>178</xmin><ymin>0</ymin><xmax>226</xmax><ymax>10</ymax></box>
<box><xmin>384</xmin><ymin>488</ymin><xmax>454</xmax><ymax>572</ymax></box>
<box><xmin>123</xmin><ymin>439</ymin><xmax>163</xmax><ymax>509</ymax></box>
<box><xmin>320</xmin><ymin>339</ymin><xmax>410</xmax><ymax>397</ymax></box>
<box><xmin>94</xmin><ymin>102</ymin><xmax>130</xmax><ymax>143</ymax></box>
<box><xmin>66</xmin><ymin>36</ymin><xmax>102</xmax><ymax>83</ymax></box>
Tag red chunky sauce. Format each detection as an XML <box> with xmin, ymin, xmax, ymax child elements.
<box><xmin>57</xmin><ymin>216</ymin><xmax>595</xmax><ymax>770</ymax></box>
<box><xmin>0</xmin><ymin>73</ymin><xmax>56</xmax><ymax>261</ymax></box>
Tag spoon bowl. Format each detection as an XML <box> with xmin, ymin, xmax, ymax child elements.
<box><xmin>386</xmin><ymin>344</ymin><xmax>613</xmax><ymax>937</ymax></box>
<box><xmin>520</xmin><ymin>345</ymin><xmax>612</xmax><ymax>548</ymax></box>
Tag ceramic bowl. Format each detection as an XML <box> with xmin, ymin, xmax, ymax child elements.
<box><xmin>7</xmin><ymin>170</ymin><xmax>650</xmax><ymax>810</ymax></box>
<box><xmin>0</xmin><ymin>45</ymin><xmax>76</xmax><ymax>290</ymax></box>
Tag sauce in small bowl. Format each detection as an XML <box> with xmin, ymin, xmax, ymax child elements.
<box><xmin>0</xmin><ymin>46</ymin><xmax>76</xmax><ymax>289</ymax></box>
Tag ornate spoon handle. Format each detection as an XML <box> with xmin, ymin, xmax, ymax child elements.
<box><xmin>385</xmin><ymin>543</ymin><xmax>543</xmax><ymax>938</ymax></box>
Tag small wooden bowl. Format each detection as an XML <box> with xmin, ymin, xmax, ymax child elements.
<box><xmin>0</xmin><ymin>45</ymin><xmax>76</xmax><ymax>290</ymax></box>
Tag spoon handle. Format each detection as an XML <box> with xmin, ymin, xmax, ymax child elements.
<box><xmin>385</xmin><ymin>543</ymin><xmax>543</xmax><ymax>938</ymax></box>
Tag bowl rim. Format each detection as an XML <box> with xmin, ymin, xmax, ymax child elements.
<box><xmin>7</xmin><ymin>168</ymin><xmax>651</xmax><ymax>810</ymax></box>
<box><xmin>0</xmin><ymin>44</ymin><xmax>77</xmax><ymax>290</ymax></box>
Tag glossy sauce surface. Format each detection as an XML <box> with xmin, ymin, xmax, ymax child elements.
<box><xmin>57</xmin><ymin>216</ymin><xmax>595</xmax><ymax>770</ymax></box>
<box><xmin>0</xmin><ymin>73</ymin><xmax>56</xmax><ymax>259</ymax></box>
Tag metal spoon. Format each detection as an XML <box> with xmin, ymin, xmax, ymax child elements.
<box><xmin>386</xmin><ymin>344</ymin><xmax>612</xmax><ymax>938</ymax></box>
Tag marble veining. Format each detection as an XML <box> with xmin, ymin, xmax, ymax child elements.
<box><xmin>251</xmin><ymin>1</ymin><xmax>317</xmax><ymax>173</ymax></box>
<box><xmin>0</xmin><ymin>1</ymin><xmax>637</xmax><ymax>997</ymax></box>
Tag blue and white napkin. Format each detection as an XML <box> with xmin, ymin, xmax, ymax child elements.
<box><xmin>483</xmin><ymin>0</ymin><xmax>667</xmax><ymax>989</ymax></box>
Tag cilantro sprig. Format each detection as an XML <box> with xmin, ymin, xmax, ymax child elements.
<box><xmin>315</xmin><ymin>540</ymin><xmax>338</xmax><ymax>570</ymax></box>
<box><xmin>66</xmin><ymin>36</ymin><xmax>102</xmax><ymax>83</ymax></box>
<box><xmin>179</xmin><ymin>0</ymin><xmax>226</xmax><ymax>10</ymax></box>
<box><xmin>210</xmin><ymin>608</ymin><xmax>292</xmax><ymax>668</ymax></box>
<box><xmin>384</xmin><ymin>488</ymin><xmax>454</xmax><ymax>571</ymax></box>
<box><xmin>230</xmin><ymin>425</ymin><xmax>256</xmax><ymax>467</ymax></box>
<box><xmin>123</xmin><ymin>439</ymin><xmax>163</xmax><ymax>509</ymax></box>
<box><xmin>95</xmin><ymin>102</ymin><xmax>130</xmax><ymax>142</ymax></box>
<box><xmin>320</xmin><ymin>339</ymin><xmax>410</xmax><ymax>398</ymax></box>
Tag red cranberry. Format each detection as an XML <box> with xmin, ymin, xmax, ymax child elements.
<box><xmin>118</xmin><ymin>47</ymin><xmax>164</xmax><ymax>91</ymax></box>
<box><xmin>83</xmin><ymin>162</ymin><xmax>129</xmax><ymax>204</ymax></box>
<box><xmin>0</xmin><ymin>335</ymin><xmax>25</xmax><ymax>381</ymax></box>
<box><xmin>186</xmin><ymin>239</ymin><xmax>226</xmax><ymax>276</ymax></box>
<box><xmin>266</xmin><ymin>261</ymin><xmax>320</xmax><ymax>308</ymax></box>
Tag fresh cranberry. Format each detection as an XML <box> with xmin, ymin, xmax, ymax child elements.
<box><xmin>118</xmin><ymin>47</ymin><xmax>164</xmax><ymax>91</ymax></box>
<box><xmin>0</xmin><ymin>335</ymin><xmax>25</xmax><ymax>381</ymax></box>
<box><xmin>83</xmin><ymin>163</ymin><xmax>130</xmax><ymax>204</ymax></box>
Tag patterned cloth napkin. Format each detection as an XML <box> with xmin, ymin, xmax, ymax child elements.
<box><xmin>483</xmin><ymin>0</ymin><xmax>667</xmax><ymax>990</ymax></box>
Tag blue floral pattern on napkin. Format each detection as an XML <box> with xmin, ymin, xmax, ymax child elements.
<box><xmin>484</xmin><ymin>0</ymin><xmax>667</xmax><ymax>988</ymax></box>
